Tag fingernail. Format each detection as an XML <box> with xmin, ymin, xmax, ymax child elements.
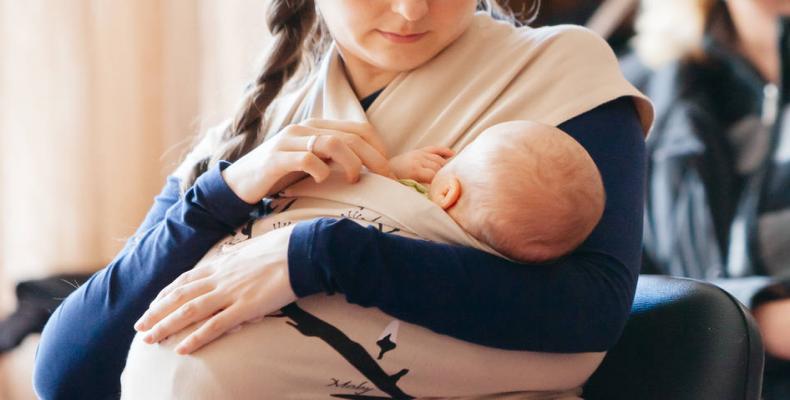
<box><xmin>134</xmin><ymin>321</ymin><xmax>143</xmax><ymax>331</ymax></box>
<box><xmin>143</xmin><ymin>334</ymin><xmax>154</xmax><ymax>344</ymax></box>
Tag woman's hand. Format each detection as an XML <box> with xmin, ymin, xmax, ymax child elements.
<box><xmin>752</xmin><ymin>298</ymin><xmax>790</xmax><ymax>360</ymax></box>
<box><xmin>133</xmin><ymin>224</ymin><xmax>297</xmax><ymax>355</ymax></box>
<box><xmin>223</xmin><ymin>119</ymin><xmax>394</xmax><ymax>204</ymax></box>
<box><xmin>389</xmin><ymin>146</ymin><xmax>454</xmax><ymax>183</ymax></box>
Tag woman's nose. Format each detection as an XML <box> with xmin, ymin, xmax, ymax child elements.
<box><xmin>390</xmin><ymin>0</ymin><xmax>429</xmax><ymax>22</ymax></box>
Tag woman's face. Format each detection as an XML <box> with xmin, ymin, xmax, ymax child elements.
<box><xmin>315</xmin><ymin>0</ymin><xmax>478</xmax><ymax>72</ymax></box>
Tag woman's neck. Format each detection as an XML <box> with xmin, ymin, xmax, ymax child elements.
<box><xmin>336</xmin><ymin>44</ymin><xmax>399</xmax><ymax>99</ymax></box>
<box><xmin>728</xmin><ymin>1</ymin><xmax>780</xmax><ymax>83</ymax></box>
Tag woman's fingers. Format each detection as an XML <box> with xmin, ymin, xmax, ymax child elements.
<box><xmin>142</xmin><ymin>293</ymin><xmax>228</xmax><ymax>345</ymax></box>
<box><xmin>301</xmin><ymin>119</ymin><xmax>390</xmax><ymax>158</ymax></box>
<box><xmin>333</xmin><ymin>133</ymin><xmax>392</xmax><ymax>177</ymax></box>
<box><xmin>221</xmin><ymin>119</ymin><xmax>392</xmax><ymax>204</ymax></box>
<box><xmin>426</xmin><ymin>153</ymin><xmax>449</xmax><ymax>166</ymax></box>
<box><xmin>311</xmin><ymin>135</ymin><xmax>364</xmax><ymax>182</ymax></box>
<box><xmin>421</xmin><ymin>159</ymin><xmax>443</xmax><ymax>173</ymax></box>
<box><xmin>278</xmin><ymin>131</ymin><xmax>390</xmax><ymax>180</ymax></box>
<box><xmin>174</xmin><ymin>304</ymin><xmax>249</xmax><ymax>355</ymax></box>
<box><xmin>282</xmin><ymin>134</ymin><xmax>362</xmax><ymax>182</ymax></box>
<box><xmin>135</xmin><ymin>279</ymin><xmax>215</xmax><ymax>333</ymax></box>
<box><xmin>278</xmin><ymin>152</ymin><xmax>333</xmax><ymax>184</ymax></box>
<box><xmin>296</xmin><ymin>119</ymin><xmax>394</xmax><ymax>176</ymax></box>
<box><xmin>152</xmin><ymin>268</ymin><xmax>211</xmax><ymax>304</ymax></box>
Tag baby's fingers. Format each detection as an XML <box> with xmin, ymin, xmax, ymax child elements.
<box><xmin>425</xmin><ymin>153</ymin><xmax>449</xmax><ymax>167</ymax></box>
<box><xmin>422</xmin><ymin>146</ymin><xmax>455</xmax><ymax>159</ymax></box>
<box><xmin>421</xmin><ymin>159</ymin><xmax>444</xmax><ymax>173</ymax></box>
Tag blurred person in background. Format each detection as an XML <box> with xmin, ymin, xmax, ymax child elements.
<box><xmin>622</xmin><ymin>0</ymin><xmax>790</xmax><ymax>397</ymax></box>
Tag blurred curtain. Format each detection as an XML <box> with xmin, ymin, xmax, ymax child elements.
<box><xmin>0</xmin><ymin>0</ymin><xmax>270</xmax><ymax>324</ymax></box>
<box><xmin>0</xmin><ymin>1</ymin><xmax>272</xmax><ymax>398</ymax></box>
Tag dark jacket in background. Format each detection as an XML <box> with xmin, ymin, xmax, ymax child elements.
<box><xmin>622</xmin><ymin>36</ymin><xmax>790</xmax><ymax>308</ymax></box>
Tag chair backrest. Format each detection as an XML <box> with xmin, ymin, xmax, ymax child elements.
<box><xmin>583</xmin><ymin>275</ymin><xmax>764</xmax><ymax>400</ymax></box>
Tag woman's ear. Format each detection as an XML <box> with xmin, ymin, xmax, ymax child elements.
<box><xmin>433</xmin><ymin>176</ymin><xmax>462</xmax><ymax>210</ymax></box>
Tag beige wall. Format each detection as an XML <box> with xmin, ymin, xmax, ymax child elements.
<box><xmin>0</xmin><ymin>0</ymin><xmax>271</xmax><ymax>286</ymax></box>
<box><xmin>0</xmin><ymin>1</ymin><xmax>271</xmax><ymax>398</ymax></box>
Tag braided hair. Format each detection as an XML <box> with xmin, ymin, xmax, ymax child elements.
<box><xmin>181</xmin><ymin>0</ymin><xmax>325</xmax><ymax>191</ymax></box>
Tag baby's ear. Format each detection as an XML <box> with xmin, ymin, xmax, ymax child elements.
<box><xmin>433</xmin><ymin>176</ymin><xmax>462</xmax><ymax>210</ymax></box>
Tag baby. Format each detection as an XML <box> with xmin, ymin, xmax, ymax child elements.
<box><xmin>389</xmin><ymin>120</ymin><xmax>605</xmax><ymax>263</ymax></box>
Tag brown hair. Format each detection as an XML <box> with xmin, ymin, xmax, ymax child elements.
<box><xmin>181</xmin><ymin>0</ymin><xmax>537</xmax><ymax>191</ymax></box>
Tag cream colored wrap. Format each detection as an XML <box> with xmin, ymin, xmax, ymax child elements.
<box><xmin>127</xmin><ymin>12</ymin><xmax>653</xmax><ymax>400</ymax></box>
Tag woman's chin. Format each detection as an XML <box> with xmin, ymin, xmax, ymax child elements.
<box><xmin>364</xmin><ymin>44</ymin><xmax>444</xmax><ymax>72</ymax></box>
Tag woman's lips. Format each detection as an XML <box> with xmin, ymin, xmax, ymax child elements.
<box><xmin>378</xmin><ymin>30</ymin><xmax>427</xmax><ymax>43</ymax></box>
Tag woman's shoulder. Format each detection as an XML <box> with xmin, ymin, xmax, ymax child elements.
<box><xmin>473</xmin><ymin>14</ymin><xmax>613</xmax><ymax>57</ymax></box>
<box><xmin>504</xmin><ymin>23</ymin><xmax>654</xmax><ymax>133</ymax></box>
<box><xmin>520</xmin><ymin>23</ymin><xmax>607</xmax><ymax>44</ymax></box>
<box><xmin>517</xmin><ymin>24</ymin><xmax>618</xmax><ymax>67</ymax></box>
<box><xmin>493</xmin><ymin>21</ymin><xmax>627</xmax><ymax>90</ymax></box>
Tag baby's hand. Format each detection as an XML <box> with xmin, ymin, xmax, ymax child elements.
<box><xmin>389</xmin><ymin>146</ymin><xmax>454</xmax><ymax>183</ymax></box>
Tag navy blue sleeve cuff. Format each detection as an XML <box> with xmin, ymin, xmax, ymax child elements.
<box><xmin>190</xmin><ymin>160</ymin><xmax>257</xmax><ymax>230</ymax></box>
<box><xmin>288</xmin><ymin>219</ymin><xmax>332</xmax><ymax>297</ymax></box>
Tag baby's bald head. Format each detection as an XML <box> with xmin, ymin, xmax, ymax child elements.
<box><xmin>430</xmin><ymin>121</ymin><xmax>605</xmax><ymax>263</ymax></box>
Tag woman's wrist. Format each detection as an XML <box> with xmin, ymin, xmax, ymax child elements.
<box><xmin>192</xmin><ymin>161</ymin><xmax>258</xmax><ymax>229</ymax></box>
<box><xmin>220</xmin><ymin>158</ymin><xmax>268</xmax><ymax>205</ymax></box>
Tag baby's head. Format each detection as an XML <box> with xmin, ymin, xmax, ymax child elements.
<box><xmin>428</xmin><ymin>121</ymin><xmax>605</xmax><ymax>263</ymax></box>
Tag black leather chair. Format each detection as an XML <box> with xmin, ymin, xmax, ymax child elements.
<box><xmin>583</xmin><ymin>276</ymin><xmax>765</xmax><ymax>400</ymax></box>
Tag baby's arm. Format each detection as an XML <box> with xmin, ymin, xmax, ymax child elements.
<box><xmin>389</xmin><ymin>146</ymin><xmax>454</xmax><ymax>183</ymax></box>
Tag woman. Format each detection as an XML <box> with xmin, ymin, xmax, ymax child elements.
<box><xmin>34</xmin><ymin>1</ymin><xmax>651</xmax><ymax>399</ymax></box>
<box><xmin>624</xmin><ymin>0</ymin><xmax>790</xmax><ymax>397</ymax></box>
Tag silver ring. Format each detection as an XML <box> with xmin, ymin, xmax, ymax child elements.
<box><xmin>306</xmin><ymin>135</ymin><xmax>318</xmax><ymax>153</ymax></box>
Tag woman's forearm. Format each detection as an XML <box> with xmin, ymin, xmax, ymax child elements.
<box><xmin>289</xmin><ymin>217</ymin><xmax>635</xmax><ymax>352</ymax></box>
<box><xmin>33</xmin><ymin>162</ymin><xmax>255</xmax><ymax>400</ymax></box>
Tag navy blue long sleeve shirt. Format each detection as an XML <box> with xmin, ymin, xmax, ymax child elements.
<box><xmin>33</xmin><ymin>96</ymin><xmax>645</xmax><ymax>400</ymax></box>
